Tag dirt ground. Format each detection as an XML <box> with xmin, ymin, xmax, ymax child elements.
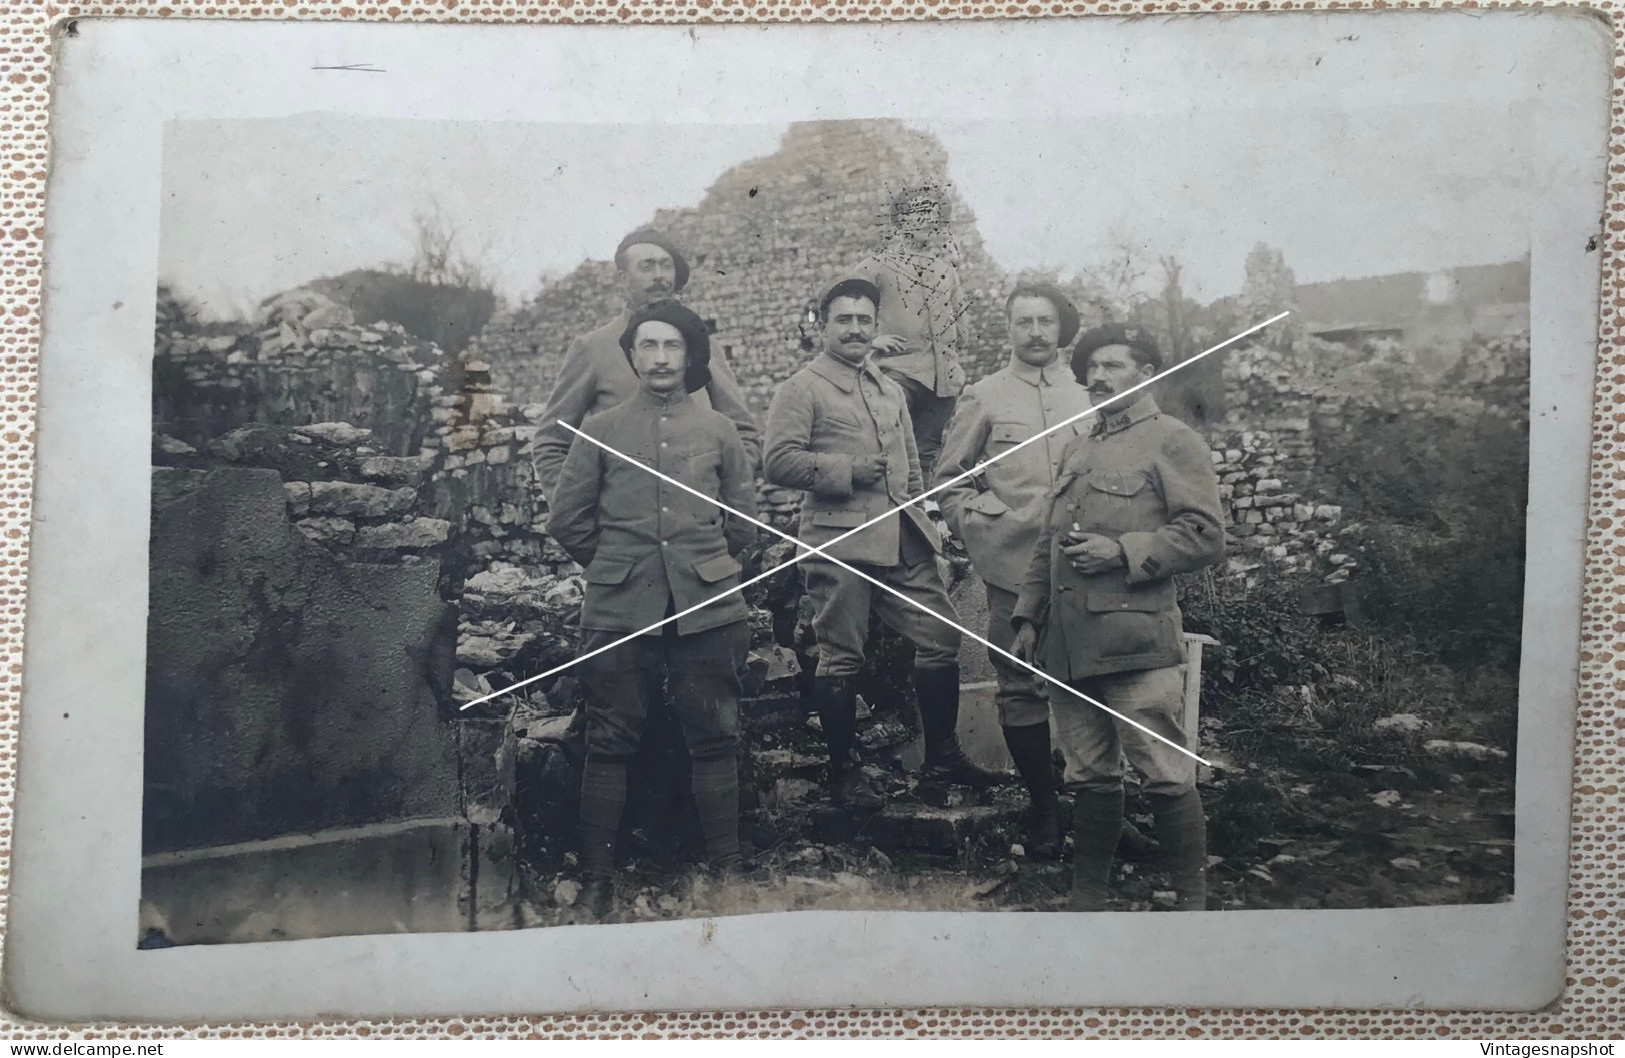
<box><xmin>510</xmin><ymin>733</ymin><xmax>1515</xmax><ymax>927</ymax></box>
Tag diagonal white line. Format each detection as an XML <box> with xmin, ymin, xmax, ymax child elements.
<box><xmin>458</xmin><ymin>311</ymin><xmax>1288</xmax><ymax>710</ymax></box>
<box><xmin>566</xmin><ymin>425</ymin><xmax>1213</xmax><ymax>767</ymax></box>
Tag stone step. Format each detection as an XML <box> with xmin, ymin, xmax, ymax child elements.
<box><xmin>808</xmin><ymin>793</ymin><xmax>1026</xmax><ymax>856</ymax></box>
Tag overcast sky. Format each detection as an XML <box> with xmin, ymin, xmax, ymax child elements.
<box><xmin>159</xmin><ymin>104</ymin><xmax>1551</xmax><ymax>319</ymax></box>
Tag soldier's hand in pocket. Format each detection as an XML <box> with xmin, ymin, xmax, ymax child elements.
<box><xmin>851</xmin><ymin>455</ymin><xmax>888</xmax><ymax>486</ymax></box>
<box><xmin>1063</xmin><ymin>533</ymin><xmax>1127</xmax><ymax>574</ymax></box>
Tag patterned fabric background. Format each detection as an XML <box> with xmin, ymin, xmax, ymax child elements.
<box><xmin>0</xmin><ymin>2</ymin><xmax>1618</xmax><ymax>1037</ymax></box>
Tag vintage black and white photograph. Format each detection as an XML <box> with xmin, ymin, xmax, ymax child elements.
<box><xmin>9</xmin><ymin>12</ymin><xmax>1604</xmax><ymax>1018</ymax></box>
<box><xmin>142</xmin><ymin>104</ymin><xmax>1540</xmax><ymax>942</ymax></box>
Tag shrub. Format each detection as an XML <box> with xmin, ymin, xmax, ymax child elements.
<box><xmin>304</xmin><ymin>269</ymin><xmax>497</xmax><ymax>355</ymax></box>
<box><xmin>1178</xmin><ymin>563</ymin><xmax>1517</xmax><ymax>773</ymax></box>
<box><xmin>1316</xmin><ymin>402</ymin><xmax>1527</xmax><ymax>670</ymax></box>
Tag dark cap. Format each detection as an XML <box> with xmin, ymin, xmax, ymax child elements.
<box><xmin>619</xmin><ymin>299</ymin><xmax>712</xmax><ymax>393</ymax></box>
<box><xmin>818</xmin><ymin>275</ymin><xmax>883</xmax><ymax>320</ymax></box>
<box><xmin>614</xmin><ymin>228</ymin><xmax>691</xmax><ymax>293</ymax></box>
<box><xmin>1005</xmin><ymin>282</ymin><xmax>1081</xmax><ymax>349</ymax></box>
<box><xmin>1070</xmin><ymin>324</ymin><xmax>1164</xmax><ymax>383</ymax></box>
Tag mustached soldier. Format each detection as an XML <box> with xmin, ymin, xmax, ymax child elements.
<box><xmin>935</xmin><ymin>282</ymin><xmax>1089</xmax><ymax>858</ymax></box>
<box><xmin>547</xmin><ymin>299</ymin><xmax>758</xmax><ymax>920</ymax></box>
<box><xmin>764</xmin><ymin>276</ymin><xmax>1003</xmax><ymax>811</ymax></box>
<box><xmin>1012</xmin><ymin>325</ymin><xmax>1225</xmax><ymax>911</ymax></box>
<box><xmin>532</xmin><ymin>227</ymin><xmax>762</xmax><ymax>504</ymax></box>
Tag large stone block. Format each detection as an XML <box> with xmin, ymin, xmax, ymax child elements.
<box><xmin>295</xmin><ymin>516</ymin><xmax>357</xmax><ymax>545</ymax></box>
<box><xmin>360</xmin><ymin>454</ymin><xmax>434</xmax><ymax>485</ymax></box>
<box><xmin>145</xmin><ymin>467</ymin><xmax>460</xmax><ymax>854</ymax></box>
<box><xmin>140</xmin><ymin>818</ymin><xmax>468</xmax><ymax>946</ymax></box>
<box><xmin>356</xmin><ymin>517</ymin><xmax>453</xmax><ymax>550</ymax></box>
<box><xmin>307</xmin><ymin>481</ymin><xmax>417</xmax><ymax>519</ymax></box>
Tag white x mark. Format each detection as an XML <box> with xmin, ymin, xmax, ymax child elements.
<box><xmin>458</xmin><ymin>311</ymin><xmax>1289</xmax><ymax>715</ymax></box>
<box><xmin>567</xmin><ymin>422</ymin><xmax>1214</xmax><ymax>766</ymax></box>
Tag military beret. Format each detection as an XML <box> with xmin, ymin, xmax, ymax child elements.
<box><xmin>1070</xmin><ymin>323</ymin><xmax>1164</xmax><ymax>383</ymax></box>
<box><xmin>818</xmin><ymin>275</ymin><xmax>883</xmax><ymax>320</ymax></box>
<box><xmin>614</xmin><ymin>228</ymin><xmax>691</xmax><ymax>293</ymax></box>
<box><xmin>1005</xmin><ymin>282</ymin><xmax>1081</xmax><ymax>349</ymax></box>
<box><xmin>619</xmin><ymin>298</ymin><xmax>712</xmax><ymax>393</ymax></box>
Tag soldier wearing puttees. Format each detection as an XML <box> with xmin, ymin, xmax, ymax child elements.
<box><xmin>764</xmin><ymin>276</ymin><xmax>1003</xmax><ymax>811</ymax></box>
<box><xmin>547</xmin><ymin>300</ymin><xmax>757</xmax><ymax>921</ymax></box>
<box><xmin>1011</xmin><ymin>324</ymin><xmax>1226</xmax><ymax>912</ymax></box>
<box><xmin>934</xmin><ymin>283</ymin><xmax>1090</xmax><ymax>858</ymax></box>
<box><xmin>530</xmin><ymin>227</ymin><xmax>762</xmax><ymax>504</ymax></box>
<box><xmin>848</xmin><ymin>184</ymin><xmax>971</xmax><ymax>479</ymax></box>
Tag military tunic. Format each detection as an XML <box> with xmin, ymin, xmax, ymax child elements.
<box><xmin>935</xmin><ymin>354</ymin><xmax>1092</xmax><ymax>727</ymax></box>
<box><xmin>849</xmin><ymin>249</ymin><xmax>970</xmax><ymax>399</ymax></box>
<box><xmin>764</xmin><ymin>350</ymin><xmax>960</xmax><ymax>678</ymax></box>
<box><xmin>936</xmin><ymin>356</ymin><xmax>1094</xmax><ymax>593</ymax></box>
<box><xmin>548</xmin><ymin>386</ymin><xmax>757</xmax><ymax>637</ymax></box>
<box><xmin>547</xmin><ymin>386</ymin><xmax>757</xmax><ymax>759</ymax></box>
<box><xmin>850</xmin><ymin>247</ymin><xmax>974</xmax><ymax>476</ymax></box>
<box><xmin>1011</xmin><ymin>392</ymin><xmax>1225</xmax><ymax>794</ymax></box>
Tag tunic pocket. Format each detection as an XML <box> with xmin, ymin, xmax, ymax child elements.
<box><xmin>963</xmin><ymin>491</ymin><xmax>1011</xmax><ymax>517</ymax></box>
<box><xmin>990</xmin><ymin>422</ymin><xmax>1027</xmax><ymax>448</ymax></box>
<box><xmin>810</xmin><ymin>509</ymin><xmax>868</xmax><ymax>528</ymax></box>
<box><xmin>1084</xmin><ymin>590</ymin><xmax>1179</xmax><ymax>661</ymax></box>
<box><xmin>1086</xmin><ymin>468</ymin><xmax>1151</xmax><ymax>497</ymax></box>
<box><xmin>693</xmin><ymin>553</ymin><xmax>743</xmax><ymax>584</ymax></box>
<box><xmin>583</xmin><ymin>554</ymin><xmax>635</xmax><ymax>585</ymax></box>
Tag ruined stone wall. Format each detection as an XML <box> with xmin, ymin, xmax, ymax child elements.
<box><xmin>475</xmin><ymin>120</ymin><xmax>1012</xmax><ymax>411</ymax></box>
<box><xmin>146</xmin><ymin>464</ymin><xmax>462</xmax><ymax>854</ymax></box>
<box><xmin>149</xmin><ymin>295</ymin><xmax>519</xmax><ymax>912</ymax></box>
<box><xmin>1224</xmin><ymin>331</ymin><xmax>1532</xmax><ymax>470</ymax></box>
<box><xmin>154</xmin><ymin>289</ymin><xmax>446</xmax><ymax>456</ymax></box>
<box><xmin>1215</xmin><ymin>331</ymin><xmax>1532</xmax><ymax>587</ymax></box>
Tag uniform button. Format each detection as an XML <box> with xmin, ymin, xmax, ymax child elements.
<box><xmin>660</xmin><ymin>441</ymin><xmax>669</xmax><ymax>448</ymax></box>
<box><xmin>661</xmin><ymin>506</ymin><xmax>669</xmax><ymax>513</ymax></box>
<box><xmin>661</xmin><ymin>541</ymin><xmax>669</xmax><ymax>547</ymax></box>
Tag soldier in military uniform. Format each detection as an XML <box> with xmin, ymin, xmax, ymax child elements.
<box><xmin>547</xmin><ymin>299</ymin><xmax>758</xmax><ymax>919</ymax></box>
<box><xmin>935</xmin><ymin>282</ymin><xmax>1090</xmax><ymax>857</ymax></box>
<box><xmin>1012</xmin><ymin>325</ymin><xmax>1226</xmax><ymax>911</ymax></box>
<box><xmin>849</xmin><ymin>185</ymin><xmax>972</xmax><ymax>480</ymax></box>
<box><xmin>532</xmin><ymin>227</ymin><xmax>762</xmax><ymax>503</ymax></box>
<box><xmin>764</xmin><ymin>276</ymin><xmax>1002</xmax><ymax>811</ymax></box>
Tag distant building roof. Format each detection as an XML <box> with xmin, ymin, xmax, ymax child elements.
<box><xmin>1295</xmin><ymin>258</ymin><xmax>1529</xmax><ymax>332</ymax></box>
<box><xmin>1308</xmin><ymin>323</ymin><xmax>1406</xmax><ymax>344</ymax></box>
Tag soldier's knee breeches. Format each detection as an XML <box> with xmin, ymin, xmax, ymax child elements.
<box><xmin>1050</xmin><ymin>664</ymin><xmax>1196</xmax><ymax>794</ymax></box>
<box><xmin>578</xmin><ymin>622</ymin><xmax>747</xmax><ymax>759</ymax></box>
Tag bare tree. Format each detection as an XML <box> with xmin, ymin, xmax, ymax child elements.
<box><xmin>1075</xmin><ymin>242</ymin><xmax>1156</xmax><ymax>322</ymax></box>
<box><xmin>402</xmin><ymin>199</ymin><xmax>493</xmax><ymax>291</ymax></box>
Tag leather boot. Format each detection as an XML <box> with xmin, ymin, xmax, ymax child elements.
<box><xmin>1069</xmin><ymin>786</ymin><xmax>1125</xmax><ymax>912</ymax></box>
<box><xmin>690</xmin><ymin>750</ymin><xmax>741</xmax><ymax>869</ymax></box>
<box><xmin>579</xmin><ymin>754</ymin><xmax>627</xmax><ymax>920</ymax></box>
<box><xmin>916</xmin><ymin>664</ymin><xmax>1007</xmax><ymax>789</ymax></box>
<box><xmin>579</xmin><ymin>876</ymin><xmax>615</xmax><ymax>920</ymax></box>
<box><xmin>813</xmin><ymin>675</ymin><xmax>884</xmax><ymax>811</ymax></box>
<box><xmin>1148</xmin><ymin>788</ymin><xmax>1210</xmax><ymax>911</ymax></box>
<box><xmin>1003</xmin><ymin>722</ymin><xmax>1060</xmax><ymax>858</ymax></box>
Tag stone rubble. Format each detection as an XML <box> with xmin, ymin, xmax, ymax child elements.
<box><xmin>151</xmin><ymin>235</ymin><xmax>1528</xmax><ymax>906</ymax></box>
